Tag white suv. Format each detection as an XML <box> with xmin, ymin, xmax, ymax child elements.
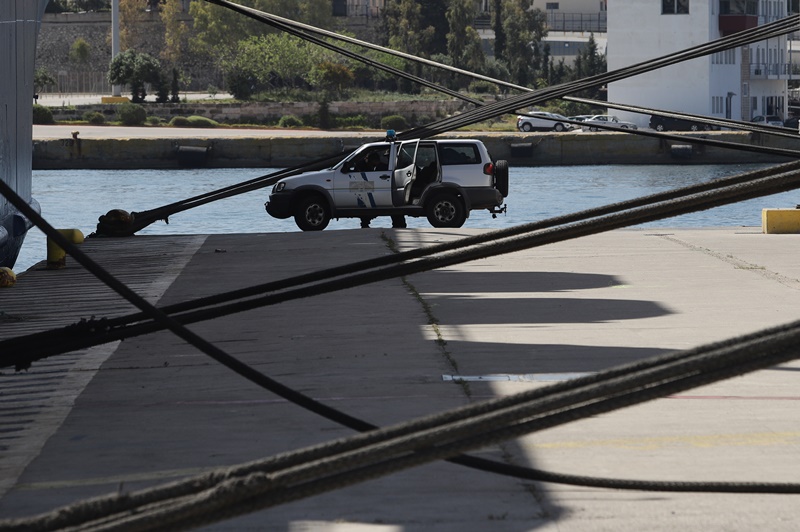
<box><xmin>266</xmin><ymin>132</ymin><xmax>508</xmax><ymax>230</ymax></box>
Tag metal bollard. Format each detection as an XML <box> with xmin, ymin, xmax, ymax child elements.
<box><xmin>47</xmin><ymin>228</ymin><xmax>85</xmax><ymax>269</ymax></box>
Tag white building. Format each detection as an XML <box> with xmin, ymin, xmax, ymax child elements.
<box><xmin>607</xmin><ymin>0</ymin><xmax>791</xmax><ymax>128</ymax></box>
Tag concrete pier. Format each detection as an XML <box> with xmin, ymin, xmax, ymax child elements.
<box><xmin>1</xmin><ymin>227</ymin><xmax>799</xmax><ymax>530</ymax></box>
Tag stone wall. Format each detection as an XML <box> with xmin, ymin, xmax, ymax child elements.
<box><xmin>37</xmin><ymin>11</ymin><xmax>221</xmax><ymax>91</ymax></box>
<box><xmin>33</xmin><ymin>131</ymin><xmax>794</xmax><ymax>170</ymax></box>
<box><xmin>45</xmin><ymin>100</ymin><xmax>466</xmax><ymax>125</ymax></box>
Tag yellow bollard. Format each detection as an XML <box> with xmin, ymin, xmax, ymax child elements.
<box><xmin>47</xmin><ymin>228</ymin><xmax>85</xmax><ymax>269</ymax></box>
<box><xmin>0</xmin><ymin>267</ymin><xmax>15</xmax><ymax>287</ymax></box>
<box><xmin>762</xmin><ymin>208</ymin><xmax>800</xmax><ymax>234</ymax></box>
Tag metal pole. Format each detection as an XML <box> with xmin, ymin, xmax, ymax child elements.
<box><xmin>112</xmin><ymin>0</ymin><xmax>121</xmax><ymax>97</ymax></box>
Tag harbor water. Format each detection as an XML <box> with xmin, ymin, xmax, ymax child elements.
<box><xmin>15</xmin><ymin>163</ymin><xmax>799</xmax><ymax>273</ymax></box>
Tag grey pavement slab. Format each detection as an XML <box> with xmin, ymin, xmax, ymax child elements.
<box><xmin>0</xmin><ymin>227</ymin><xmax>799</xmax><ymax>531</ymax></box>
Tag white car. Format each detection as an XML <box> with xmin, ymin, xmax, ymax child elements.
<box><xmin>266</xmin><ymin>132</ymin><xmax>509</xmax><ymax>230</ymax></box>
<box><xmin>517</xmin><ymin>111</ymin><xmax>573</xmax><ymax>132</ymax></box>
<box><xmin>582</xmin><ymin>115</ymin><xmax>639</xmax><ymax>131</ymax></box>
<box><xmin>750</xmin><ymin>115</ymin><xmax>783</xmax><ymax>127</ymax></box>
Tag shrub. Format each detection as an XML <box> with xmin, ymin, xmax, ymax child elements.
<box><xmin>380</xmin><ymin>115</ymin><xmax>408</xmax><ymax>131</ymax></box>
<box><xmin>278</xmin><ymin>115</ymin><xmax>303</xmax><ymax>128</ymax></box>
<box><xmin>82</xmin><ymin>111</ymin><xmax>105</xmax><ymax>124</ymax></box>
<box><xmin>32</xmin><ymin>104</ymin><xmax>54</xmax><ymax>125</ymax></box>
<box><xmin>185</xmin><ymin>116</ymin><xmax>219</xmax><ymax>128</ymax></box>
<box><xmin>468</xmin><ymin>80</ymin><xmax>498</xmax><ymax>94</ymax></box>
<box><xmin>117</xmin><ymin>103</ymin><xmax>147</xmax><ymax>126</ymax></box>
<box><xmin>168</xmin><ymin>116</ymin><xmax>191</xmax><ymax>127</ymax></box>
<box><xmin>146</xmin><ymin>116</ymin><xmax>163</xmax><ymax>126</ymax></box>
<box><xmin>168</xmin><ymin>116</ymin><xmax>219</xmax><ymax>128</ymax></box>
<box><xmin>335</xmin><ymin>115</ymin><xmax>368</xmax><ymax>129</ymax></box>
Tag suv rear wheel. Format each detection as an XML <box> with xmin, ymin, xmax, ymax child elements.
<box><xmin>426</xmin><ymin>193</ymin><xmax>466</xmax><ymax>228</ymax></box>
<box><xmin>294</xmin><ymin>195</ymin><xmax>330</xmax><ymax>231</ymax></box>
<box><xmin>494</xmin><ymin>160</ymin><xmax>509</xmax><ymax>197</ymax></box>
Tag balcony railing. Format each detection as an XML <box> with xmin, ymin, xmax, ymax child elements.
<box><xmin>750</xmin><ymin>63</ymin><xmax>792</xmax><ymax>78</ymax></box>
<box><xmin>545</xmin><ymin>12</ymin><xmax>607</xmax><ymax>33</ymax></box>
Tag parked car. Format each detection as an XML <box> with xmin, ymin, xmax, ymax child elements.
<box><xmin>266</xmin><ymin>132</ymin><xmax>509</xmax><ymax>230</ymax></box>
<box><xmin>649</xmin><ymin>115</ymin><xmax>709</xmax><ymax>131</ymax></box>
<box><xmin>581</xmin><ymin>115</ymin><xmax>638</xmax><ymax>131</ymax></box>
<box><xmin>751</xmin><ymin>115</ymin><xmax>783</xmax><ymax>127</ymax></box>
<box><xmin>568</xmin><ymin>115</ymin><xmax>595</xmax><ymax>123</ymax></box>
<box><xmin>783</xmin><ymin>116</ymin><xmax>799</xmax><ymax>130</ymax></box>
<box><xmin>516</xmin><ymin>111</ymin><xmax>573</xmax><ymax>132</ymax></box>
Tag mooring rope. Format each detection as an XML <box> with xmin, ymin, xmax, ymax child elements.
<box><xmin>565</xmin><ymin>96</ymin><xmax>800</xmax><ymax>138</ymax></box>
<box><xmin>5</xmin><ymin>159</ymin><xmax>800</xmax><ymax>368</ymax></box>
<box><xmin>5</xmin><ymin>160</ymin><xmax>800</xmax><ymax>368</ymax></box>
<box><xmin>96</xmin><ymin>3</ymin><xmax>798</xmax><ymax>236</ymax></box>
<box><xmin>3</xmin><ymin>159</ymin><xmax>800</xmax><ymax>532</ymax></box>
<box><xmin>3</xmin><ymin>312</ymin><xmax>799</xmax><ymax>531</ymax></box>
<box><xmin>2</xmin><ymin>6</ymin><xmax>800</xmax><ymax>529</ymax></box>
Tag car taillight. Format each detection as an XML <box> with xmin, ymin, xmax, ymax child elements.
<box><xmin>483</xmin><ymin>162</ymin><xmax>494</xmax><ymax>175</ymax></box>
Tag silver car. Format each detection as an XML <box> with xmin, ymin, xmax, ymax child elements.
<box><xmin>581</xmin><ymin>115</ymin><xmax>639</xmax><ymax>132</ymax></box>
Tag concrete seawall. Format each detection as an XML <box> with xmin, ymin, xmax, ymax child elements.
<box><xmin>32</xmin><ymin>130</ymin><xmax>798</xmax><ymax>169</ymax></box>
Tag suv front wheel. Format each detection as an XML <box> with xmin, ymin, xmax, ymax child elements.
<box><xmin>426</xmin><ymin>193</ymin><xmax>466</xmax><ymax>228</ymax></box>
<box><xmin>294</xmin><ymin>195</ymin><xmax>331</xmax><ymax>231</ymax></box>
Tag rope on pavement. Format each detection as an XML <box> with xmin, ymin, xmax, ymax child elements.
<box><xmin>3</xmin><ymin>155</ymin><xmax>800</xmax><ymax>532</ymax></box>
<box><xmin>3</xmin><ymin>313</ymin><xmax>800</xmax><ymax>531</ymax></box>
<box><xmin>5</xmin><ymin>159</ymin><xmax>800</xmax><ymax>368</ymax></box>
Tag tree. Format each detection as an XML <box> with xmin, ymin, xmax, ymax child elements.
<box><xmin>381</xmin><ymin>0</ymin><xmax>434</xmax><ymax>57</ymax></box>
<box><xmin>222</xmin><ymin>34</ymin><xmax>318</xmax><ymax>98</ymax></box>
<box><xmin>309</xmin><ymin>61</ymin><xmax>355</xmax><ymax>97</ymax></box>
<box><xmin>34</xmin><ymin>68</ymin><xmax>57</xmax><ymax>95</ymax></box>
<box><xmin>108</xmin><ymin>49</ymin><xmax>164</xmax><ymax>102</ymax></box>
<box><xmin>381</xmin><ymin>0</ymin><xmax>435</xmax><ymax>93</ymax></box>
<box><xmin>492</xmin><ymin>0</ymin><xmax>505</xmax><ymax>60</ymax></box>
<box><xmin>119</xmin><ymin>0</ymin><xmax>149</xmax><ymax>51</ymax></box>
<box><xmin>69</xmin><ymin>37</ymin><xmax>91</xmax><ymax>65</ymax></box>
<box><xmin>418</xmin><ymin>0</ymin><xmax>449</xmax><ymax>55</ymax></box>
<box><xmin>446</xmin><ymin>0</ymin><xmax>485</xmax><ymax>84</ymax></box>
<box><xmin>189</xmin><ymin>0</ymin><xmax>336</xmax><ymax>60</ymax></box>
<box><xmin>160</xmin><ymin>0</ymin><xmax>189</xmax><ymax>67</ymax></box>
<box><xmin>573</xmin><ymin>33</ymin><xmax>607</xmax><ymax>100</ymax></box>
<box><xmin>500</xmin><ymin>0</ymin><xmax>547</xmax><ymax>87</ymax></box>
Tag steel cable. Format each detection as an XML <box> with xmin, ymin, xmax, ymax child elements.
<box><xmin>5</xmin><ymin>313</ymin><xmax>800</xmax><ymax>532</ymax></box>
<box><xmin>1</xmin><ymin>7</ymin><xmax>800</xmax><ymax>528</ymax></box>
<box><xmin>107</xmin><ymin>3</ymin><xmax>797</xmax><ymax>235</ymax></box>
<box><xmin>5</xmin><ymin>160</ymin><xmax>800</xmax><ymax>367</ymax></box>
<box><xmin>1</xmin><ymin>162</ymin><xmax>797</xmax><ymax>532</ymax></box>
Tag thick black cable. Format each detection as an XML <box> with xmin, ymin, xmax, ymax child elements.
<box><xmin>116</xmin><ymin>4</ymin><xmax>796</xmax><ymax>235</ymax></box>
<box><xmin>565</xmin><ymin>95</ymin><xmax>800</xmax><ymax>139</ymax></box>
<box><xmin>3</xmin><ymin>8</ymin><xmax>796</xmax><ymax>528</ymax></box>
<box><xmin>6</xmin><ymin>160</ymin><xmax>800</xmax><ymax>367</ymax></box>
<box><xmin>4</xmin><ymin>164</ymin><xmax>800</xmax><ymax>532</ymax></box>
<box><xmin>4</xmin><ymin>162</ymin><xmax>800</xmax><ymax>514</ymax></box>
<box><xmin>6</xmin><ymin>314</ymin><xmax>799</xmax><ymax>532</ymax></box>
<box><xmin>402</xmin><ymin>18</ymin><xmax>797</xmax><ymax>138</ymax></box>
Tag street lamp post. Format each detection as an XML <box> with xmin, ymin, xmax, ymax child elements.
<box><xmin>111</xmin><ymin>0</ymin><xmax>121</xmax><ymax>97</ymax></box>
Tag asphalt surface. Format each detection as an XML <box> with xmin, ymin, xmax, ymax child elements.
<box><xmin>0</xmin><ymin>227</ymin><xmax>799</xmax><ymax>531</ymax></box>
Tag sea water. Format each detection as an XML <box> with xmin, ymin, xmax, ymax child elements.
<box><xmin>14</xmin><ymin>163</ymin><xmax>800</xmax><ymax>273</ymax></box>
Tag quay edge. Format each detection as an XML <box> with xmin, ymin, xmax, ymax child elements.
<box><xmin>31</xmin><ymin>130</ymin><xmax>798</xmax><ymax>170</ymax></box>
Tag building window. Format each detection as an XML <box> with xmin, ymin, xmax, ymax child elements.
<box><xmin>662</xmin><ymin>0</ymin><xmax>689</xmax><ymax>14</ymax></box>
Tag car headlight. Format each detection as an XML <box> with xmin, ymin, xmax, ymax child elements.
<box><xmin>273</xmin><ymin>182</ymin><xmax>286</xmax><ymax>193</ymax></box>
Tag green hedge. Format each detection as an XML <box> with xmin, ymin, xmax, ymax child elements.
<box><xmin>32</xmin><ymin>104</ymin><xmax>54</xmax><ymax>125</ymax></box>
<box><xmin>117</xmin><ymin>103</ymin><xmax>147</xmax><ymax>126</ymax></box>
